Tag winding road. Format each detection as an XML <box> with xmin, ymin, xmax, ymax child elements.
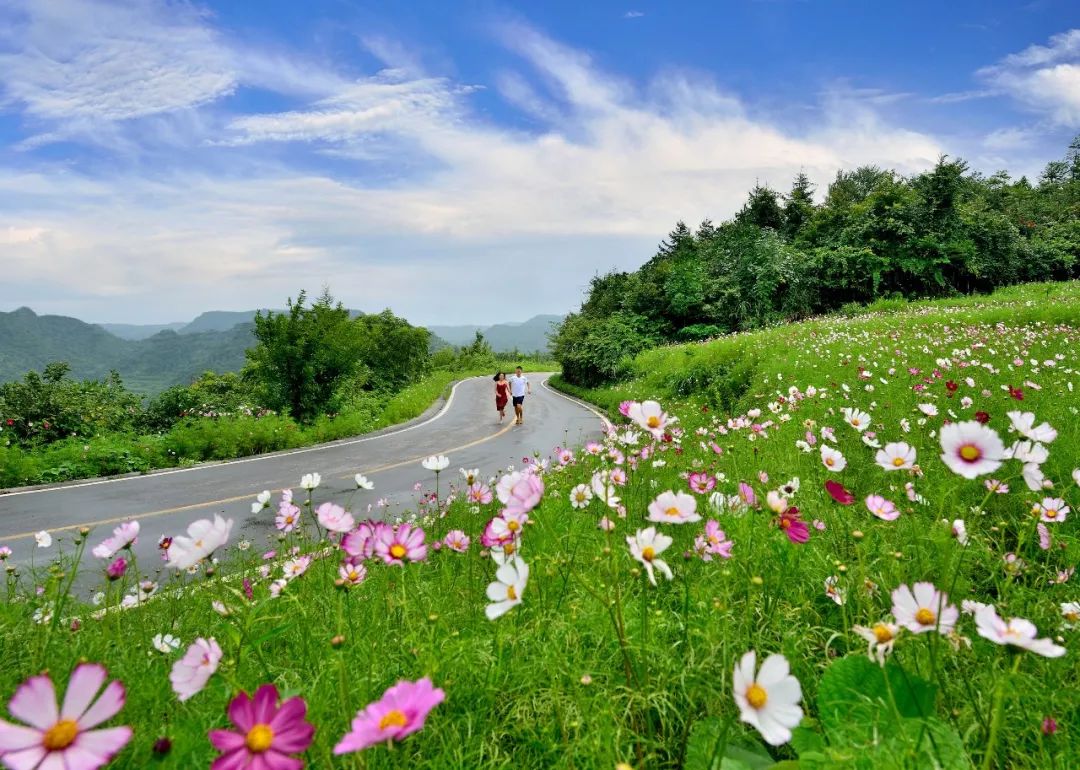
<box><xmin>0</xmin><ymin>374</ymin><xmax>608</xmax><ymax>576</ymax></box>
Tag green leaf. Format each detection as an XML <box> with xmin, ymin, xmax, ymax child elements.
<box><xmin>790</xmin><ymin>725</ymin><xmax>825</xmax><ymax>756</ymax></box>
<box><xmin>685</xmin><ymin>718</ymin><xmax>776</xmax><ymax>770</ymax></box>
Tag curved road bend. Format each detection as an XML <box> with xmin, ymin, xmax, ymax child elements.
<box><xmin>0</xmin><ymin>375</ymin><xmax>608</xmax><ymax>576</ymax></box>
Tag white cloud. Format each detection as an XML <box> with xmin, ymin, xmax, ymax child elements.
<box><xmin>0</xmin><ymin>0</ymin><xmax>236</xmax><ymax>123</ymax></box>
<box><xmin>0</xmin><ymin>15</ymin><xmax>948</xmax><ymax>323</ymax></box>
<box><xmin>624</xmin><ymin>11</ymin><xmax>645</xmax><ymax>19</ymax></box>
<box><xmin>978</xmin><ymin>29</ymin><xmax>1080</xmax><ymax>126</ymax></box>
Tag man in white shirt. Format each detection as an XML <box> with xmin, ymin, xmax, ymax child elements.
<box><xmin>508</xmin><ymin>366</ymin><xmax>531</xmax><ymax>425</ymax></box>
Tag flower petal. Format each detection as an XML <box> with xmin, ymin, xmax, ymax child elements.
<box><xmin>75</xmin><ymin>680</ymin><xmax>125</xmax><ymax>730</ymax></box>
<box><xmin>61</xmin><ymin>664</ymin><xmax>107</xmax><ymax>722</ymax></box>
<box><xmin>0</xmin><ymin>719</ymin><xmax>43</xmax><ymax>752</ymax></box>
<box><xmin>9</xmin><ymin>675</ymin><xmax>58</xmax><ymax>730</ymax></box>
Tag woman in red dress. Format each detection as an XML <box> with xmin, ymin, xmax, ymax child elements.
<box><xmin>494</xmin><ymin>372</ymin><xmax>510</xmax><ymax>423</ymax></box>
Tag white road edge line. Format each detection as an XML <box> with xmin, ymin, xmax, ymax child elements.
<box><xmin>1</xmin><ymin>376</ymin><xmax>478</xmax><ymax>498</ymax></box>
<box><xmin>541</xmin><ymin>377</ymin><xmax>614</xmax><ymax>432</ymax></box>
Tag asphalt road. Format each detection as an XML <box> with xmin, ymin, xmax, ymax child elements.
<box><xmin>0</xmin><ymin>374</ymin><xmax>608</xmax><ymax>580</ymax></box>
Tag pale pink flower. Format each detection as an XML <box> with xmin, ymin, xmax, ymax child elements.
<box><xmin>820</xmin><ymin>445</ymin><xmax>846</xmax><ymax>472</ymax></box>
<box><xmin>865</xmin><ymin>494</ymin><xmax>899</xmax><ymax>521</ymax></box>
<box><xmin>891</xmin><ymin>582</ymin><xmax>958</xmax><ymax>635</ymax></box>
<box><xmin>275</xmin><ymin>502</ymin><xmax>301</xmax><ymax>532</ymax></box>
<box><xmin>974</xmin><ymin>605</ymin><xmax>1065</xmax><ymax>657</ymax></box>
<box><xmin>467</xmin><ymin>482</ymin><xmax>493</xmax><ymax>505</ymax></box>
<box><xmin>442</xmin><ymin>530</ymin><xmax>470</xmax><ymax>553</ymax></box>
<box><xmin>91</xmin><ymin>521</ymin><xmax>139</xmax><ymax>559</ymax></box>
<box><xmin>1037</xmin><ymin>497</ymin><xmax>1069</xmax><ymax>524</ymax></box>
<box><xmin>0</xmin><ymin>664</ymin><xmax>132</xmax><ymax>770</ymax></box>
<box><xmin>333</xmin><ymin>678</ymin><xmax>445</xmax><ymax>754</ymax></box>
<box><xmin>939</xmin><ymin>421</ymin><xmax>1005</xmax><ymax>479</ymax></box>
<box><xmin>374</xmin><ymin>524</ymin><xmax>427</xmax><ymax>565</ymax></box>
<box><xmin>647</xmin><ymin>490</ymin><xmax>701</xmax><ymax>524</ymax></box>
<box><xmin>628</xmin><ymin>400</ymin><xmax>676</xmax><ymax>438</ymax></box>
<box><xmin>339</xmin><ymin>558</ymin><xmax>368</xmax><ymax>585</ymax></box>
<box><xmin>170</xmin><ymin>638</ymin><xmax>222</xmax><ymax>702</ymax></box>
<box><xmin>876</xmin><ymin>442</ymin><xmax>916</xmax><ymax>471</ymax></box>
<box><xmin>316</xmin><ymin>503</ymin><xmax>355</xmax><ymax>534</ymax></box>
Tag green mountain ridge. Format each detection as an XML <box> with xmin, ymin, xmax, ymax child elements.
<box><xmin>428</xmin><ymin>314</ymin><xmax>563</xmax><ymax>352</ymax></box>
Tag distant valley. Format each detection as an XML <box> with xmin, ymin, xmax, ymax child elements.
<box><xmin>0</xmin><ymin>307</ymin><xmax>563</xmax><ymax>393</ymax></box>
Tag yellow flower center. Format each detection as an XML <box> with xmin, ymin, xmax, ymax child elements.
<box><xmin>506</xmin><ymin>585</ymin><xmax>518</xmax><ymax>601</ymax></box>
<box><xmin>348</xmin><ymin>570</ymin><xmax>360</xmax><ymax>581</ymax></box>
<box><xmin>1045</xmin><ymin>509</ymin><xmax>1058</xmax><ymax>519</ymax></box>
<box><xmin>892</xmin><ymin>457</ymin><xmax>905</xmax><ymax>467</ymax></box>
<box><xmin>379</xmin><ymin>710</ymin><xmax>408</xmax><ymax>731</ymax></box>
<box><xmin>42</xmin><ymin>720</ymin><xmax>78</xmax><ymax>751</ymax></box>
<box><xmin>851</xmin><ymin>419</ymin><xmax>861</xmax><ymax>427</ymax></box>
<box><xmin>504</xmin><ymin>543</ymin><xmax>516</xmax><ymax>555</ymax></box>
<box><xmin>647</xmin><ymin>416</ymin><xmax>661</xmax><ymax>428</ymax></box>
<box><xmin>285</xmin><ymin>515</ymin><xmax>294</xmax><ymax>524</ymax></box>
<box><xmin>389</xmin><ymin>544</ymin><xmax>407</xmax><ymax>559</ymax></box>
<box><xmin>825</xmin><ymin>458</ymin><xmax>834</xmax><ymax>466</ymax></box>
<box><xmin>872</xmin><ymin>624</ymin><xmax>894</xmax><ymax>643</ymax></box>
<box><xmin>959</xmin><ymin>444</ymin><xmax>981</xmax><ymax>462</ymax></box>
<box><xmin>1065</xmin><ymin>611</ymin><xmax>1079</xmax><ymax>622</ymax></box>
<box><xmin>665</xmin><ymin>507</ymin><xmax>681</xmax><ymax>518</ymax></box>
<box><xmin>641</xmin><ymin>546</ymin><xmax>655</xmax><ymax>562</ymax></box>
<box><xmin>915</xmin><ymin>608</ymin><xmax>936</xmax><ymax>626</ymax></box>
<box><xmin>508</xmin><ymin>520</ymin><xmax>520</xmax><ymax>531</ymax></box>
<box><xmin>746</xmin><ymin>683</ymin><xmax>768</xmax><ymax>709</ymax></box>
<box><xmin>245</xmin><ymin>724</ymin><xmax>274</xmax><ymax>753</ymax></box>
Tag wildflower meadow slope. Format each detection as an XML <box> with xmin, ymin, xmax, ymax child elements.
<box><xmin>1</xmin><ymin>281</ymin><xmax>1079</xmax><ymax>769</ymax></box>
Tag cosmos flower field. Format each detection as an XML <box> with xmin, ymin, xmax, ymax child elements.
<box><xmin>1</xmin><ymin>282</ymin><xmax>1078</xmax><ymax>769</ymax></box>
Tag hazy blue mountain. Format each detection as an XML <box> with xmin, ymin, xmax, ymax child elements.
<box><xmin>180</xmin><ymin>310</ymin><xmax>271</xmax><ymax>334</ymax></box>
<box><xmin>98</xmin><ymin>321</ymin><xmax>186</xmax><ymax>340</ymax></box>
<box><xmin>0</xmin><ymin>308</ymin><xmax>254</xmax><ymax>394</ymax></box>
<box><xmin>428</xmin><ymin>315</ymin><xmax>562</xmax><ymax>352</ymax></box>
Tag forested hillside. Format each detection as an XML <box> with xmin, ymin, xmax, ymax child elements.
<box><xmin>554</xmin><ymin>139</ymin><xmax>1080</xmax><ymax>385</ymax></box>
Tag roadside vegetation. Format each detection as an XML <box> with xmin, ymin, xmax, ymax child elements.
<box><xmin>0</xmin><ymin>291</ymin><xmax>553</xmax><ymax>488</ymax></box>
<box><xmin>1</xmin><ymin>281</ymin><xmax>1076</xmax><ymax>769</ymax></box>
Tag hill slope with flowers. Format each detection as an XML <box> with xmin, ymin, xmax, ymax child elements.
<box><xmin>1</xmin><ymin>281</ymin><xmax>1078</xmax><ymax>769</ymax></box>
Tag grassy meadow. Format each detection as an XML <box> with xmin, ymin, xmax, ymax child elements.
<box><xmin>1</xmin><ymin>282</ymin><xmax>1078</xmax><ymax>769</ymax></box>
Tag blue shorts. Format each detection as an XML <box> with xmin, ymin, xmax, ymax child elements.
<box><xmin>512</xmin><ymin>395</ymin><xmax>525</xmax><ymax>406</ymax></box>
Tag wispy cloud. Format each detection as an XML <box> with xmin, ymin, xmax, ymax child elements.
<box><xmin>977</xmin><ymin>29</ymin><xmax>1080</xmax><ymax>126</ymax></box>
<box><xmin>624</xmin><ymin>11</ymin><xmax>645</xmax><ymax>19</ymax></box>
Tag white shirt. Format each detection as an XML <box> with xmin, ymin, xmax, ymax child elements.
<box><xmin>509</xmin><ymin>374</ymin><xmax>529</xmax><ymax>397</ymax></box>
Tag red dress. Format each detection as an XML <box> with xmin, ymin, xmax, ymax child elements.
<box><xmin>495</xmin><ymin>381</ymin><xmax>510</xmax><ymax>410</ymax></box>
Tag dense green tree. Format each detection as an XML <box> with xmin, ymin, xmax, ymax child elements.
<box><xmin>553</xmin><ymin>137</ymin><xmax>1080</xmax><ymax>386</ymax></box>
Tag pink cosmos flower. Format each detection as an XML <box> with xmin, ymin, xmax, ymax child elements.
<box><xmin>618</xmin><ymin>400</ymin><xmax>636</xmax><ymax>418</ymax></box>
<box><xmin>1037</xmin><ymin>523</ymin><xmax>1051</xmax><ymax>550</ymax></box>
<box><xmin>209</xmin><ymin>684</ymin><xmax>314</xmax><ymax>770</ymax></box>
<box><xmin>91</xmin><ymin>520</ymin><xmax>139</xmax><ymax>559</ymax></box>
<box><xmin>467</xmin><ymin>482</ymin><xmax>493</xmax><ymax>505</ymax></box>
<box><xmin>598</xmin><ymin>516</ymin><xmax>615</xmax><ymax>531</ymax></box>
<box><xmin>282</xmin><ymin>556</ymin><xmax>312</xmax><ymax>580</ymax></box>
<box><xmin>0</xmin><ymin>664</ymin><xmax>132</xmax><ymax>770</ymax></box>
<box><xmin>647</xmin><ymin>490</ymin><xmax>701</xmax><ymax>524</ymax></box>
<box><xmin>333</xmin><ymin>678</ymin><xmax>445</xmax><ymax>754</ymax></box>
<box><xmin>865</xmin><ymin>495</ymin><xmax>899</xmax><ymax>521</ymax></box>
<box><xmin>275</xmin><ymin>503</ymin><xmax>301</xmax><ymax>533</ymax></box>
<box><xmin>442</xmin><ymin>530</ymin><xmax>470</xmax><ymax>553</ymax></box>
<box><xmin>695</xmin><ymin>520</ymin><xmax>733</xmax><ymax>561</ymax></box>
<box><xmin>688</xmin><ymin>472</ymin><xmax>716</xmax><ymax>495</ymax></box>
<box><xmin>316</xmin><ymin>503</ymin><xmax>355</xmax><ymax>534</ymax></box>
<box><xmin>374</xmin><ymin>524</ymin><xmax>427</xmax><ymax>566</ymax></box>
<box><xmin>342</xmin><ymin>522</ymin><xmax>377</xmax><ymax>560</ymax></box>
<box><xmin>481</xmin><ymin>518</ymin><xmax>515</xmax><ymax>548</ymax></box>
<box><xmin>939</xmin><ymin>421</ymin><xmax>1005</xmax><ymax>479</ymax></box>
<box><xmin>502</xmin><ymin>473</ymin><xmax>544</xmax><ymax>516</ymax></box>
<box><xmin>738</xmin><ymin>482</ymin><xmax>757</xmax><ymax>508</ymax></box>
<box><xmin>776</xmin><ymin>507</ymin><xmax>809</xmax><ymax>544</ymax></box>
<box><xmin>627</xmin><ymin>400</ymin><xmax>675</xmax><ymax>438</ymax></box>
<box><xmin>973</xmin><ymin>605</ymin><xmax>1065</xmax><ymax>657</ymax></box>
<box><xmin>170</xmin><ymin>638</ymin><xmax>222</xmax><ymax>702</ymax></box>
<box><xmin>339</xmin><ymin>558</ymin><xmax>368</xmax><ymax>585</ymax></box>
<box><xmin>824</xmin><ymin>480</ymin><xmax>855</xmax><ymax>505</ymax></box>
<box><xmin>1037</xmin><ymin>498</ymin><xmax>1069</xmax><ymax>524</ymax></box>
<box><xmin>105</xmin><ymin>558</ymin><xmax>127</xmax><ymax>581</ymax></box>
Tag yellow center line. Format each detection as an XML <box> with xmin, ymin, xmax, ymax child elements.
<box><xmin>2</xmin><ymin>420</ymin><xmax>516</xmax><ymax>543</ymax></box>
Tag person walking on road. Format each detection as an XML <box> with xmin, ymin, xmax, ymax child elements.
<box><xmin>494</xmin><ymin>371</ymin><xmax>510</xmax><ymax>423</ymax></box>
<box><xmin>508</xmin><ymin>366</ymin><xmax>531</xmax><ymax>425</ymax></box>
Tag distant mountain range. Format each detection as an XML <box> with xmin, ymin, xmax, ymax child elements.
<box><xmin>0</xmin><ymin>308</ymin><xmax>563</xmax><ymax>394</ymax></box>
<box><xmin>428</xmin><ymin>315</ymin><xmax>563</xmax><ymax>352</ymax></box>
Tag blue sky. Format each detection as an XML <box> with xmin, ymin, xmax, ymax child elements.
<box><xmin>0</xmin><ymin>0</ymin><xmax>1077</xmax><ymax>325</ymax></box>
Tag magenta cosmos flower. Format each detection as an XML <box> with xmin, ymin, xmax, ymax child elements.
<box><xmin>209</xmin><ymin>684</ymin><xmax>314</xmax><ymax>770</ymax></box>
<box><xmin>0</xmin><ymin>663</ymin><xmax>132</xmax><ymax>770</ymax></box>
<box><xmin>688</xmin><ymin>473</ymin><xmax>716</xmax><ymax>495</ymax></box>
<box><xmin>776</xmin><ymin>507</ymin><xmax>809</xmax><ymax>544</ymax></box>
<box><xmin>824</xmin><ymin>480</ymin><xmax>855</xmax><ymax>505</ymax></box>
<box><xmin>333</xmin><ymin>678</ymin><xmax>445</xmax><ymax>754</ymax></box>
<box><xmin>374</xmin><ymin>524</ymin><xmax>427</xmax><ymax>566</ymax></box>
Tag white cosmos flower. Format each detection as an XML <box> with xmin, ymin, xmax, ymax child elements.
<box><xmin>251</xmin><ymin>490</ymin><xmax>272</xmax><ymax>513</ymax></box>
<box><xmin>591</xmin><ymin>472</ymin><xmax>621</xmax><ymax>509</ymax></box>
<box><xmin>1061</xmin><ymin>602</ymin><xmax>1080</xmax><ymax>629</ymax></box>
<box><xmin>732</xmin><ymin>650</ymin><xmax>803</xmax><ymax>746</ymax></box>
<box><xmin>951</xmin><ymin>519</ymin><xmax>968</xmax><ymax>545</ymax></box>
<box><xmin>485</xmin><ymin>556</ymin><xmax>528</xmax><ymax>620</ymax></box>
<box><xmin>1007</xmin><ymin>440</ymin><xmax>1049</xmax><ymax>465</ymax></box>
<box><xmin>569</xmin><ymin>484</ymin><xmax>593</xmax><ymax>509</ymax></box>
<box><xmin>1006</xmin><ymin>411</ymin><xmax>1057</xmax><ymax>444</ymax></box>
<box><xmin>840</xmin><ymin>407</ymin><xmax>871</xmax><ymax>432</ymax></box>
<box><xmin>300</xmin><ymin>473</ymin><xmax>321</xmax><ymax>490</ymax></box>
<box><xmin>34</xmin><ymin>530</ymin><xmax>51</xmax><ymax>548</ymax></box>
<box><xmin>1037</xmin><ymin>497</ymin><xmax>1069</xmax><ymax>524</ymax></box>
<box><xmin>917</xmin><ymin>403</ymin><xmax>938</xmax><ymax>417</ymax></box>
<box><xmin>354</xmin><ymin>474</ymin><xmax>374</xmax><ymax>490</ymax></box>
<box><xmin>166</xmin><ymin>515</ymin><xmax>233</xmax><ymax>570</ymax></box>
<box><xmin>421</xmin><ymin>455</ymin><xmax>450</xmax><ymax>472</ymax></box>
<box><xmin>627</xmin><ymin>400</ymin><xmax>676</xmax><ymax>438</ymax></box>
<box><xmin>853</xmin><ymin>622</ymin><xmax>900</xmax><ymax>666</ymax></box>
<box><xmin>876</xmin><ymin>442</ymin><xmax>916</xmax><ymax>471</ymax></box>
<box><xmin>627</xmin><ymin>527</ymin><xmax>673</xmax><ymax>586</ymax></box>
<box><xmin>1073</xmin><ymin>468</ymin><xmax>1080</xmax><ymax>487</ymax></box>
<box><xmin>820</xmin><ymin>445</ymin><xmax>846</xmax><ymax>472</ymax></box>
<box><xmin>939</xmin><ymin>421</ymin><xmax>1005</xmax><ymax>479</ymax></box>
<box><xmin>1022</xmin><ymin>463</ymin><xmax>1046</xmax><ymax>492</ymax></box>
<box><xmin>891</xmin><ymin>582</ymin><xmax>958</xmax><ymax>635</ymax></box>
<box><xmin>152</xmin><ymin>633</ymin><xmax>181</xmax><ymax>654</ymax></box>
<box><xmin>974</xmin><ymin>605</ymin><xmax>1065</xmax><ymax>657</ymax></box>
